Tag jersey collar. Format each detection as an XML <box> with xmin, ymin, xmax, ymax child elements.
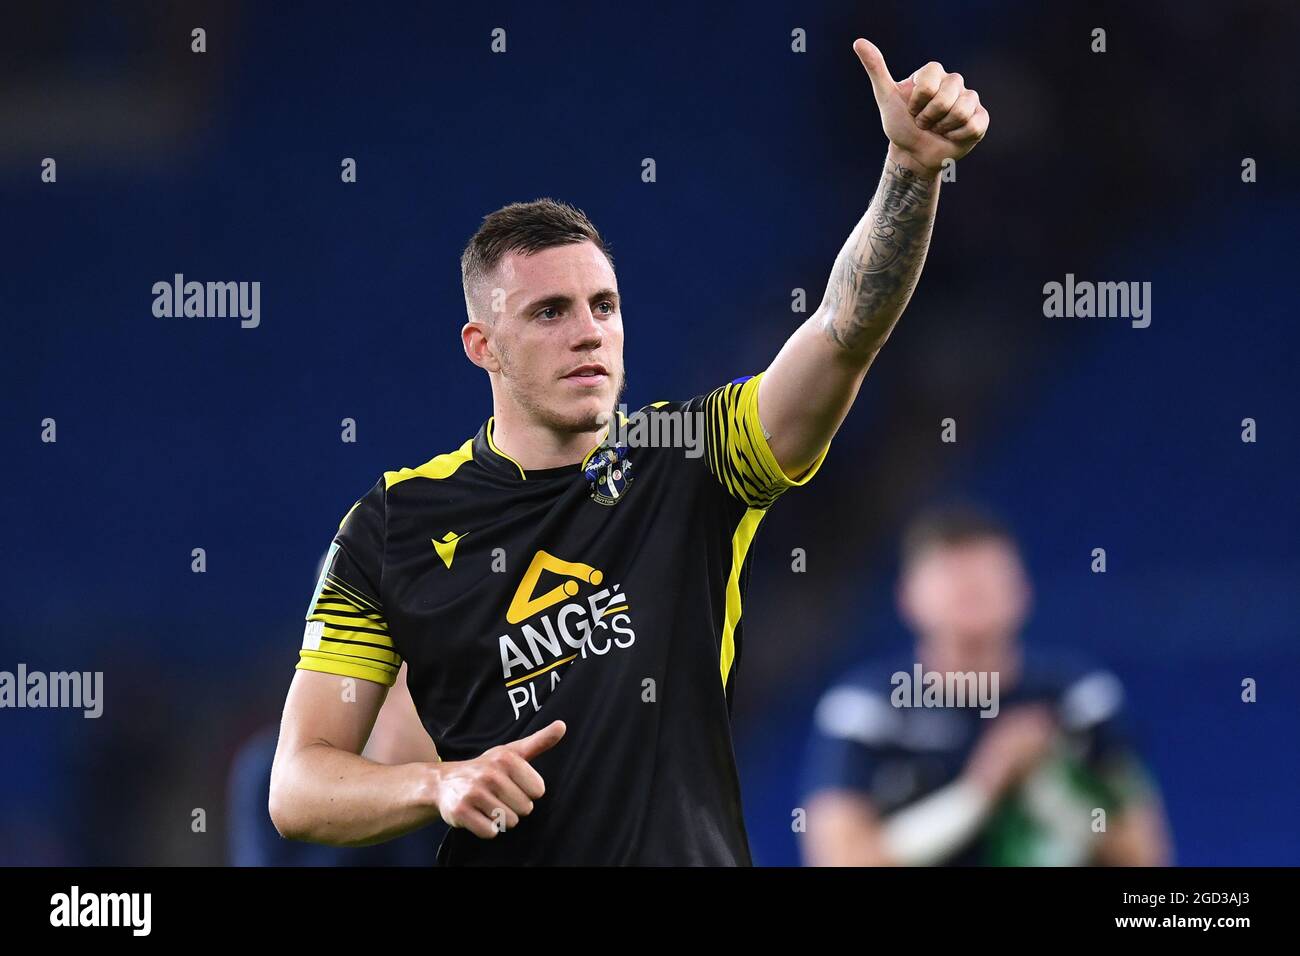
<box><xmin>473</xmin><ymin>417</ymin><xmax>614</xmax><ymax>481</ymax></box>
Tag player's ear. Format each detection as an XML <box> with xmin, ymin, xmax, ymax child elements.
<box><xmin>462</xmin><ymin>320</ymin><xmax>502</xmax><ymax>373</ymax></box>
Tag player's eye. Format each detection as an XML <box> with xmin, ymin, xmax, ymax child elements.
<box><xmin>537</xmin><ymin>306</ymin><xmax>560</xmax><ymax>320</ymax></box>
<box><xmin>595</xmin><ymin>300</ymin><xmax>615</xmax><ymax>315</ymax></box>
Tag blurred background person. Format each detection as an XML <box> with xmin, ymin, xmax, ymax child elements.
<box><xmin>800</xmin><ymin>505</ymin><xmax>1172</xmax><ymax>866</ymax></box>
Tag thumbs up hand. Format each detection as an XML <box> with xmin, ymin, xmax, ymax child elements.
<box><xmin>853</xmin><ymin>39</ymin><xmax>989</xmax><ymax>177</ymax></box>
<box><xmin>431</xmin><ymin>719</ymin><xmax>567</xmax><ymax>838</ymax></box>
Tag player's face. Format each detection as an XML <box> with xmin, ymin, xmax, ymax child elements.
<box><xmin>898</xmin><ymin>538</ymin><xmax>1030</xmax><ymax>669</ymax></box>
<box><xmin>489</xmin><ymin>241</ymin><xmax>625</xmax><ymax>433</ymax></box>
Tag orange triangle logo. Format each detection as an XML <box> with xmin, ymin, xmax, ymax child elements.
<box><xmin>507</xmin><ymin>550</ymin><xmax>604</xmax><ymax>624</ymax></box>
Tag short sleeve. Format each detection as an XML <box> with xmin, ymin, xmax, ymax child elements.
<box><xmin>296</xmin><ymin>478</ymin><xmax>402</xmax><ymax>687</ymax></box>
<box><xmin>698</xmin><ymin>371</ymin><xmax>831</xmax><ymax>509</ymax></box>
<box><xmin>800</xmin><ymin>683</ymin><xmax>893</xmax><ymax>802</ymax></box>
<box><xmin>1059</xmin><ymin>668</ymin><xmax>1158</xmax><ymax>809</ymax></box>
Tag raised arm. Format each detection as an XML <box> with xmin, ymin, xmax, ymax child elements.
<box><xmin>759</xmin><ymin>38</ymin><xmax>989</xmax><ymax>477</ymax></box>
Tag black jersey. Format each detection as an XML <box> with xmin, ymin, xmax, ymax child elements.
<box><xmin>297</xmin><ymin>372</ymin><xmax>831</xmax><ymax>865</ymax></box>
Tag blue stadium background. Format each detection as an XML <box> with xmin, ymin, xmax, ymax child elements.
<box><xmin>3</xmin><ymin>1</ymin><xmax>1297</xmax><ymax>865</ymax></box>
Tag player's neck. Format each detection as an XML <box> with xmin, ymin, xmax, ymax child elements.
<box><xmin>489</xmin><ymin>409</ymin><xmax>606</xmax><ymax>471</ymax></box>
<box><xmin>919</xmin><ymin>641</ymin><xmax>1022</xmax><ymax>689</ymax></box>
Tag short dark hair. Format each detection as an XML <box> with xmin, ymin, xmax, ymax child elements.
<box><xmin>900</xmin><ymin>503</ymin><xmax>1018</xmax><ymax>570</ymax></box>
<box><xmin>460</xmin><ymin>198</ymin><xmax>613</xmax><ymax>320</ymax></box>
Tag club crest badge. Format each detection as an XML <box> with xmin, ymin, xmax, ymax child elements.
<box><xmin>586</xmin><ymin>443</ymin><xmax>633</xmax><ymax>506</ymax></box>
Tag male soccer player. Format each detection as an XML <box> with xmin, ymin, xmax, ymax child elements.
<box><xmin>800</xmin><ymin>506</ymin><xmax>1173</xmax><ymax>866</ymax></box>
<box><xmin>269</xmin><ymin>39</ymin><xmax>991</xmax><ymax>864</ymax></box>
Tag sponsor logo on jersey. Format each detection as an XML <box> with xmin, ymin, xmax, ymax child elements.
<box><xmin>497</xmin><ymin>550</ymin><xmax>636</xmax><ymax>718</ymax></box>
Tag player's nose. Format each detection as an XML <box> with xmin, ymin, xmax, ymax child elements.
<box><xmin>570</xmin><ymin>306</ymin><xmax>604</xmax><ymax>348</ymax></box>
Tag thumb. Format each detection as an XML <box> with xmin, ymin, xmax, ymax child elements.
<box><xmin>505</xmin><ymin>719</ymin><xmax>567</xmax><ymax>761</ymax></box>
<box><xmin>852</xmin><ymin>38</ymin><xmax>896</xmax><ymax>108</ymax></box>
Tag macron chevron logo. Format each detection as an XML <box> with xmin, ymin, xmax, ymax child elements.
<box><xmin>432</xmin><ymin>531</ymin><xmax>468</xmax><ymax>569</ymax></box>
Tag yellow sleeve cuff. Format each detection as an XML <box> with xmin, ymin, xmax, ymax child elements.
<box><xmin>743</xmin><ymin>371</ymin><xmax>832</xmax><ymax>490</ymax></box>
<box><xmin>296</xmin><ymin>651</ymin><xmax>399</xmax><ymax>688</ymax></box>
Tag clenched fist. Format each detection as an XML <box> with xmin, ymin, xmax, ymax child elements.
<box><xmin>430</xmin><ymin>719</ymin><xmax>566</xmax><ymax>838</ymax></box>
<box><xmin>853</xmin><ymin>38</ymin><xmax>989</xmax><ymax>177</ymax></box>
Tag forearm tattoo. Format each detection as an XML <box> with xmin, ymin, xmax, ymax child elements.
<box><xmin>820</xmin><ymin>160</ymin><xmax>939</xmax><ymax>354</ymax></box>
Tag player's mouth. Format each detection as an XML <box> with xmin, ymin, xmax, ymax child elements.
<box><xmin>562</xmin><ymin>363</ymin><xmax>609</xmax><ymax>387</ymax></box>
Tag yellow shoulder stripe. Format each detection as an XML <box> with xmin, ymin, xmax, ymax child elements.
<box><xmin>384</xmin><ymin>438</ymin><xmax>475</xmax><ymax>489</ymax></box>
<box><xmin>336</xmin><ymin>499</ymin><xmax>362</xmax><ymax>532</ymax></box>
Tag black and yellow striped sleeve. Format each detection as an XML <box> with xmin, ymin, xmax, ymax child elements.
<box><xmin>701</xmin><ymin>371</ymin><xmax>831</xmax><ymax>509</ymax></box>
<box><xmin>296</xmin><ymin>478</ymin><xmax>401</xmax><ymax>687</ymax></box>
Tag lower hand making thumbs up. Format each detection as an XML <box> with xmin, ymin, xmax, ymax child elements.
<box><xmin>430</xmin><ymin>720</ymin><xmax>567</xmax><ymax>838</ymax></box>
